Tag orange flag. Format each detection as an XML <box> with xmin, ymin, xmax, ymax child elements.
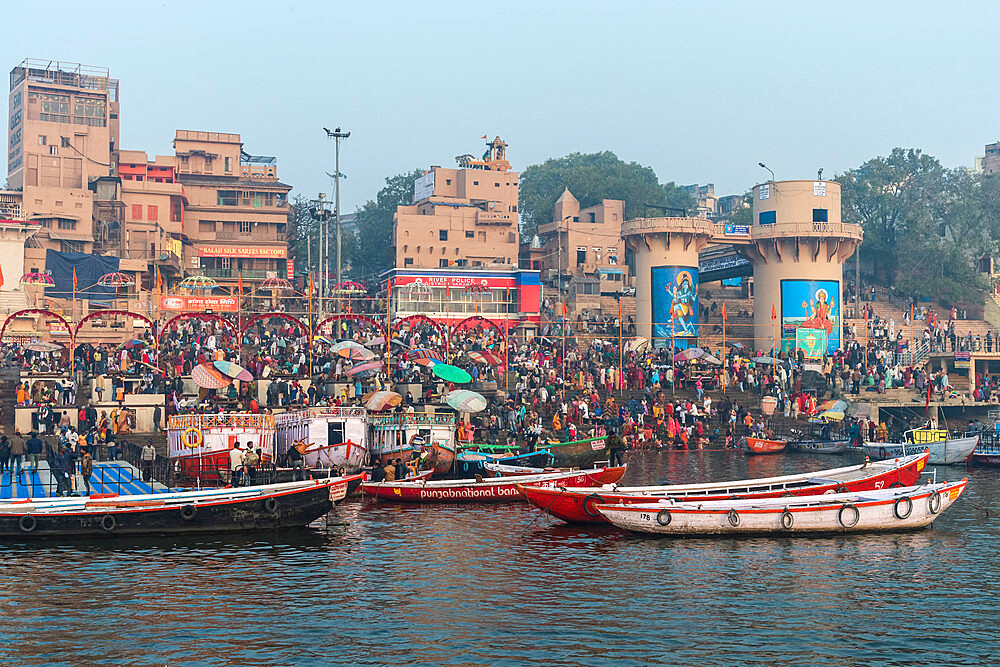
<box><xmin>721</xmin><ymin>302</ymin><xmax>727</xmax><ymax>321</ymax></box>
<box><xmin>0</xmin><ymin>263</ymin><xmax>5</xmax><ymax>291</ymax></box>
<box><xmin>72</xmin><ymin>267</ymin><xmax>78</xmax><ymax>291</ymax></box>
<box><xmin>562</xmin><ymin>301</ymin><xmax>568</xmax><ymax>316</ymax></box>
<box><xmin>308</xmin><ymin>275</ymin><xmax>314</xmax><ymax>297</ymax></box>
<box><xmin>237</xmin><ymin>271</ymin><xmax>243</xmax><ymax>294</ymax></box>
<box><xmin>771</xmin><ymin>303</ymin><xmax>777</xmax><ymax>320</ymax></box>
<box><xmin>156</xmin><ymin>267</ymin><xmax>163</xmax><ymax>291</ymax></box>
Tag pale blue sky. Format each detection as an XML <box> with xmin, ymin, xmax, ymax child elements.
<box><xmin>3</xmin><ymin>1</ymin><xmax>998</xmax><ymax>210</ymax></box>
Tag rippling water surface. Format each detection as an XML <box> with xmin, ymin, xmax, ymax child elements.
<box><xmin>1</xmin><ymin>451</ymin><xmax>997</xmax><ymax>665</ymax></box>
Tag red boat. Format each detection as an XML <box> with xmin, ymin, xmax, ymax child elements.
<box><xmin>519</xmin><ymin>452</ymin><xmax>929</xmax><ymax>524</ymax></box>
<box><xmin>744</xmin><ymin>436</ymin><xmax>787</xmax><ymax>454</ymax></box>
<box><xmin>361</xmin><ymin>466</ymin><xmax>625</xmax><ymax>503</ymax></box>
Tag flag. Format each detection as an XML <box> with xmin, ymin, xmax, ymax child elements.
<box><xmin>156</xmin><ymin>267</ymin><xmax>163</xmax><ymax>292</ymax></box>
<box><xmin>308</xmin><ymin>275</ymin><xmax>314</xmax><ymax>297</ymax></box>
<box><xmin>562</xmin><ymin>301</ymin><xmax>568</xmax><ymax>316</ymax></box>
<box><xmin>771</xmin><ymin>303</ymin><xmax>776</xmax><ymax>320</ymax></box>
<box><xmin>237</xmin><ymin>271</ymin><xmax>243</xmax><ymax>294</ymax></box>
<box><xmin>72</xmin><ymin>268</ymin><xmax>77</xmax><ymax>291</ymax></box>
<box><xmin>721</xmin><ymin>302</ymin><xmax>727</xmax><ymax>321</ymax></box>
<box><xmin>481</xmin><ymin>135</ymin><xmax>487</xmax><ymax>139</ymax></box>
<box><xmin>0</xmin><ymin>263</ymin><xmax>5</xmax><ymax>291</ymax></box>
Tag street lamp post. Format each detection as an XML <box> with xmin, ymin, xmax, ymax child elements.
<box><xmin>758</xmin><ymin>162</ymin><xmax>775</xmax><ymax>183</ymax></box>
<box><xmin>324</xmin><ymin>127</ymin><xmax>350</xmax><ymax>296</ymax></box>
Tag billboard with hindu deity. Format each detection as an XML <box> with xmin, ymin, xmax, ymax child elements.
<box><xmin>780</xmin><ymin>279</ymin><xmax>839</xmax><ymax>355</ymax></box>
<box><xmin>651</xmin><ymin>266</ymin><xmax>698</xmax><ymax>349</ymax></box>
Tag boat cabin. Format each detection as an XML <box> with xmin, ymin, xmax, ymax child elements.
<box><xmin>368</xmin><ymin>412</ymin><xmax>456</xmax><ymax>465</ymax></box>
<box><xmin>275</xmin><ymin>407</ymin><xmax>369</xmax><ymax>473</ymax></box>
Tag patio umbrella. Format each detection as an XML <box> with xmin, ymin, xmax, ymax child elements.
<box><xmin>332</xmin><ymin>341</ymin><xmax>376</xmax><ymax>361</ymax></box>
<box><xmin>26</xmin><ymin>341</ymin><xmax>62</xmax><ymax>353</ymax></box>
<box><xmin>411</xmin><ymin>357</ymin><xmax>439</xmax><ymax>368</ymax></box>
<box><xmin>258</xmin><ymin>277</ymin><xmax>293</xmax><ymax>292</ymax></box>
<box><xmin>433</xmin><ymin>363</ymin><xmax>472</xmax><ymax>384</ymax></box>
<box><xmin>817</xmin><ymin>410</ymin><xmax>846</xmax><ymax>422</ymax></box>
<box><xmin>19</xmin><ymin>272</ymin><xmax>55</xmax><ymax>286</ymax></box>
<box><xmin>406</xmin><ymin>348</ymin><xmax>438</xmax><ymax>360</ymax></box>
<box><xmin>347</xmin><ymin>360</ymin><xmax>384</xmax><ymax>377</ymax></box>
<box><xmin>120</xmin><ymin>339</ymin><xmax>147</xmax><ymax>349</ymax></box>
<box><xmin>700</xmin><ymin>353</ymin><xmax>722</xmax><ymax>365</ymax></box>
<box><xmin>817</xmin><ymin>399</ymin><xmax>848</xmax><ymax>413</ymax></box>
<box><xmin>674</xmin><ymin>347</ymin><xmax>706</xmax><ymax>362</ymax></box>
<box><xmin>313</xmin><ymin>335</ymin><xmax>335</xmax><ymax>346</ymax></box>
<box><xmin>213</xmin><ymin>360</ymin><xmax>254</xmax><ymax>382</ymax></box>
<box><xmin>468</xmin><ymin>350</ymin><xmax>503</xmax><ymax>366</ymax></box>
<box><xmin>752</xmin><ymin>356</ymin><xmax>779</xmax><ymax>365</ymax></box>
<box><xmin>370</xmin><ymin>337</ymin><xmax>387</xmax><ymax>346</ymax></box>
<box><xmin>364</xmin><ymin>390</ymin><xmax>402</xmax><ymax>412</ymax></box>
<box><xmin>192</xmin><ymin>362</ymin><xmax>232</xmax><ymax>389</ymax></box>
<box><xmin>625</xmin><ymin>337</ymin><xmax>649</xmax><ymax>353</ymax></box>
<box><xmin>444</xmin><ymin>389</ymin><xmax>488</xmax><ymax>413</ymax></box>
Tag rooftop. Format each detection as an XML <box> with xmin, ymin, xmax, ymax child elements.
<box><xmin>10</xmin><ymin>59</ymin><xmax>117</xmax><ymax>98</ymax></box>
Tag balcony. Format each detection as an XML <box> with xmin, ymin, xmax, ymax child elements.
<box><xmin>201</xmin><ymin>268</ymin><xmax>271</xmax><ymax>280</ymax></box>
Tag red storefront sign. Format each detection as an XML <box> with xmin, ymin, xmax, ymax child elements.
<box><xmin>286</xmin><ymin>258</ymin><xmax>294</xmax><ymax>279</ymax></box>
<box><xmin>160</xmin><ymin>295</ymin><xmax>238</xmax><ymax>312</ymax></box>
<box><xmin>198</xmin><ymin>246</ymin><xmax>287</xmax><ymax>258</ymax></box>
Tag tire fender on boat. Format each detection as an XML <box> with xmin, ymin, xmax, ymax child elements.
<box><xmin>583</xmin><ymin>493</ymin><xmax>605</xmax><ymax>518</ymax></box>
<box><xmin>656</xmin><ymin>509</ymin><xmax>672</xmax><ymax>526</ymax></box>
<box><xmin>180</xmin><ymin>504</ymin><xmax>197</xmax><ymax>520</ymax></box>
<box><xmin>264</xmin><ymin>496</ymin><xmax>280</xmax><ymax>516</ymax></box>
<box><xmin>780</xmin><ymin>509</ymin><xmax>794</xmax><ymax>530</ymax></box>
<box><xmin>100</xmin><ymin>514</ymin><xmax>116</xmax><ymax>532</ymax></box>
<box><xmin>18</xmin><ymin>514</ymin><xmax>37</xmax><ymax>533</ymax></box>
<box><xmin>893</xmin><ymin>496</ymin><xmax>913</xmax><ymax>520</ymax></box>
<box><xmin>838</xmin><ymin>503</ymin><xmax>860</xmax><ymax>528</ymax></box>
<box><xmin>928</xmin><ymin>491</ymin><xmax>942</xmax><ymax>514</ymax></box>
<box><xmin>727</xmin><ymin>509</ymin><xmax>740</xmax><ymax>527</ymax></box>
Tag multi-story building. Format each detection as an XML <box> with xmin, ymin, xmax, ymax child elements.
<box><xmin>7</xmin><ymin>59</ymin><xmax>119</xmax><ymax>254</ymax></box>
<box><xmin>682</xmin><ymin>183</ymin><xmax>717</xmax><ymax>217</ymax></box>
<box><xmin>171</xmin><ymin>130</ymin><xmax>292</xmax><ymax>288</ymax></box>
<box><xmin>981</xmin><ymin>141</ymin><xmax>1000</xmax><ymax>176</ymax></box>
<box><xmin>714</xmin><ymin>193</ymin><xmax>747</xmax><ymax>222</ymax></box>
<box><xmin>535</xmin><ymin>188</ymin><xmax>626</xmax><ymax>296</ymax></box>
<box><xmin>393</xmin><ymin>137</ymin><xmax>519</xmax><ymax>270</ymax></box>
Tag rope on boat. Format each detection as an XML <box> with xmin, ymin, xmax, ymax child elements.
<box><xmin>521</xmin><ymin>486</ymin><xmax>568</xmax><ymax>534</ymax></box>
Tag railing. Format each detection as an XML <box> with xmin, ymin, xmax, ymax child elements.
<box><xmin>275</xmin><ymin>406</ymin><xmax>368</xmax><ymax>424</ymax></box>
<box><xmin>369</xmin><ymin>413</ymin><xmax>456</xmax><ymax>427</ymax></box>
<box><xmin>167</xmin><ymin>413</ymin><xmax>276</xmax><ymax>430</ymax></box>
<box><xmin>201</xmin><ymin>269</ymin><xmax>272</xmax><ymax>280</ymax></box>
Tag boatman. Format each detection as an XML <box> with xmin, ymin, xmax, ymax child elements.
<box><xmin>607</xmin><ymin>429</ymin><xmax>626</xmax><ymax>467</ymax></box>
<box><xmin>230</xmin><ymin>442</ymin><xmax>244</xmax><ymax>487</ymax></box>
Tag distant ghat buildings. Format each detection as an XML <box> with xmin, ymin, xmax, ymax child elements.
<box><xmin>2</xmin><ymin>59</ymin><xmax>292</xmax><ymax>318</ymax></box>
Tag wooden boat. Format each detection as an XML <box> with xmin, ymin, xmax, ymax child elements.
<box><xmin>539</xmin><ymin>436</ymin><xmax>608</xmax><ymax>467</ymax></box>
<box><xmin>0</xmin><ymin>475</ymin><xmax>362</xmax><ymax>538</ymax></box>
<box><xmin>428</xmin><ymin>441</ymin><xmax>457</xmax><ymax>476</ymax></box>
<box><xmin>483</xmin><ymin>462</ymin><xmax>557</xmax><ymax>477</ymax></box>
<box><xmin>519</xmin><ymin>452</ymin><xmax>930</xmax><ymax>524</ymax></box>
<box><xmin>595</xmin><ymin>479</ymin><xmax>968</xmax><ymax>536</ymax></box>
<box><xmin>167</xmin><ymin>413</ymin><xmax>276</xmax><ymax>486</ymax></box>
<box><xmin>454</xmin><ymin>450</ymin><xmax>554</xmax><ymax>477</ymax></box>
<box><xmin>743</xmin><ymin>436</ymin><xmax>787</xmax><ymax>455</ymax></box>
<box><xmin>863</xmin><ymin>435</ymin><xmax>978</xmax><ymax>465</ymax></box>
<box><xmin>275</xmin><ymin>407</ymin><xmax>369</xmax><ymax>473</ymax></box>
<box><xmin>361</xmin><ymin>466</ymin><xmax>626</xmax><ymax>503</ymax></box>
<box><xmin>788</xmin><ymin>439</ymin><xmax>851</xmax><ymax>454</ymax></box>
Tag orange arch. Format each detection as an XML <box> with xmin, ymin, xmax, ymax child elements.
<box><xmin>0</xmin><ymin>309</ymin><xmax>72</xmax><ymax>343</ymax></box>
<box><xmin>74</xmin><ymin>309</ymin><xmax>156</xmax><ymax>339</ymax></box>
<box><xmin>241</xmin><ymin>312</ymin><xmax>309</xmax><ymax>337</ymax></box>
<box><xmin>315</xmin><ymin>313</ymin><xmax>386</xmax><ymax>338</ymax></box>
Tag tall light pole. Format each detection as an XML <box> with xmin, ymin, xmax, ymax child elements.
<box><xmin>758</xmin><ymin>162</ymin><xmax>775</xmax><ymax>182</ymax></box>
<box><xmin>324</xmin><ymin>127</ymin><xmax>350</xmax><ymax>295</ymax></box>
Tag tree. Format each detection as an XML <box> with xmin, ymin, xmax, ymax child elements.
<box><xmin>288</xmin><ymin>194</ymin><xmax>358</xmax><ymax>278</ymax></box>
<box><xmin>352</xmin><ymin>169</ymin><xmax>424</xmax><ymax>277</ymax></box>
<box><xmin>518</xmin><ymin>151</ymin><xmax>694</xmax><ymax>238</ymax></box>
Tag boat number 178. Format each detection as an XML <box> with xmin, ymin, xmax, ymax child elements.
<box><xmin>639</xmin><ymin>513</ymin><xmax>652</xmax><ymax>521</ymax></box>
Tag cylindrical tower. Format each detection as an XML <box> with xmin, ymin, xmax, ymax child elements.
<box><xmin>623</xmin><ymin>217</ymin><xmax>715</xmax><ymax>349</ymax></box>
<box><xmin>746</xmin><ymin>180</ymin><xmax>862</xmax><ymax>357</ymax></box>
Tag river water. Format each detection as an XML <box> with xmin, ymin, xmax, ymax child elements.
<box><xmin>0</xmin><ymin>451</ymin><xmax>996</xmax><ymax>666</ymax></box>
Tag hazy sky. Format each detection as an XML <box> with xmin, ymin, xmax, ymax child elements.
<box><xmin>4</xmin><ymin>1</ymin><xmax>998</xmax><ymax>211</ymax></box>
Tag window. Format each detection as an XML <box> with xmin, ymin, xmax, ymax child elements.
<box><xmin>39</xmin><ymin>93</ymin><xmax>70</xmax><ymax>123</ymax></box>
<box><xmin>199</xmin><ymin>220</ymin><xmax>216</xmax><ymax>233</ymax></box>
<box><xmin>217</xmin><ymin>190</ymin><xmax>238</xmax><ymax>206</ymax></box>
<box><xmin>225</xmin><ymin>157</ymin><xmax>231</xmax><ymax>172</ymax></box>
<box><xmin>439</xmin><ymin>230</ymin><xmax>448</xmax><ymax>241</ymax></box>
<box><xmin>812</xmin><ymin>208</ymin><xmax>828</xmax><ymax>222</ymax></box>
<box><xmin>38</xmin><ymin>136</ymin><xmax>46</xmax><ymax>146</ymax></box>
<box><xmin>588</xmin><ymin>213</ymin><xmax>596</xmax><ymax>223</ymax></box>
<box><xmin>473</xmin><ymin>181</ymin><xmax>479</xmax><ymax>186</ymax></box>
<box><xmin>446</xmin><ymin>178</ymin><xmax>452</xmax><ymax>185</ymax></box>
<box><xmin>404</xmin><ymin>258</ymin><xmax>414</xmax><ymax>266</ymax></box>
<box><xmin>170</xmin><ymin>200</ymin><xmax>183</xmax><ymax>223</ymax></box>
<box><xmin>73</xmin><ymin>97</ymin><xmax>106</xmax><ymax>127</ymax></box>
<box><xmin>57</xmin><ymin>219</ymin><xmax>76</xmax><ymax>230</ymax></box>
<box><xmin>494</xmin><ymin>182</ymin><xmax>500</xmax><ymax>188</ymax></box>
<box><xmin>253</xmin><ymin>193</ymin><xmax>263</xmax><ymax>208</ymax></box>
<box><xmin>439</xmin><ymin>259</ymin><xmax>449</xmax><ymax>268</ymax></box>
<box><xmin>147</xmin><ymin>205</ymin><xmax>158</xmax><ymax>221</ymax></box>
<box><xmin>132</xmin><ymin>204</ymin><xmax>143</xmax><ymax>220</ymax></box>
<box><xmin>240</xmin><ymin>221</ymin><xmax>252</xmax><ymax>234</ymax></box>
<box><xmin>478</xmin><ymin>232</ymin><xmax>486</xmax><ymax>242</ymax></box>
<box><xmin>577</xmin><ymin>248</ymin><xmax>587</xmax><ymax>264</ymax></box>
<box><xmin>512</xmin><ymin>205</ymin><xmax>518</xmax><ymax>213</ymax></box>
<box><xmin>49</xmin><ymin>145</ymin><xmax>59</xmax><ymax>155</ymax></box>
<box><xmin>758</xmin><ymin>210</ymin><xmax>776</xmax><ymax>224</ymax></box>
<box><xmin>572</xmin><ymin>216</ymin><xmax>579</xmax><ymax>222</ymax></box>
<box><xmin>204</xmin><ymin>156</ymin><xmax>214</xmax><ymax>172</ymax></box>
<box><xmin>220</xmin><ymin>257</ymin><xmax>231</xmax><ymax>269</ymax></box>
<box><xmin>609</xmin><ymin>255</ymin><xmax>618</xmax><ymax>265</ymax></box>
<box><xmin>465</xmin><ymin>231</ymin><xmax>474</xmax><ymax>238</ymax></box>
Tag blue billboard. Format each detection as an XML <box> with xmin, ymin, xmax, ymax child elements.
<box><xmin>651</xmin><ymin>266</ymin><xmax>698</xmax><ymax>348</ymax></box>
<box><xmin>780</xmin><ymin>279</ymin><xmax>840</xmax><ymax>354</ymax></box>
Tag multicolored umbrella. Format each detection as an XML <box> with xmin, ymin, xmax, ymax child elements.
<box><xmin>467</xmin><ymin>350</ymin><xmax>503</xmax><ymax>366</ymax></box>
<box><xmin>444</xmin><ymin>389</ymin><xmax>487</xmax><ymax>413</ymax></box>
<box><xmin>259</xmin><ymin>277</ymin><xmax>293</xmax><ymax>292</ymax></box>
<box><xmin>406</xmin><ymin>348</ymin><xmax>441</xmax><ymax>362</ymax></box>
<box><xmin>332</xmin><ymin>341</ymin><xmax>376</xmax><ymax>361</ymax></box>
<box><xmin>432</xmin><ymin>363</ymin><xmax>472</xmax><ymax>384</ymax></box>
<box><xmin>119</xmin><ymin>339</ymin><xmax>147</xmax><ymax>349</ymax></box>
<box><xmin>98</xmin><ymin>271</ymin><xmax>135</xmax><ymax>288</ymax></box>
<box><xmin>192</xmin><ymin>362</ymin><xmax>232</xmax><ymax>389</ymax></box>
<box><xmin>213</xmin><ymin>360</ymin><xmax>253</xmax><ymax>382</ymax></box>
<box><xmin>26</xmin><ymin>341</ymin><xmax>62</xmax><ymax>353</ymax></box>
<box><xmin>364</xmin><ymin>390</ymin><xmax>402</xmax><ymax>412</ymax></box>
<box><xmin>19</xmin><ymin>272</ymin><xmax>54</xmax><ymax>287</ymax></box>
<box><xmin>180</xmin><ymin>275</ymin><xmax>218</xmax><ymax>291</ymax></box>
<box><xmin>347</xmin><ymin>360</ymin><xmax>384</xmax><ymax>377</ymax></box>
<box><xmin>313</xmin><ymin>335</ymin><xmax>335</xmax><ymax>346</ymax></box>
<box><xmin>674</xmin><ymin>347</ymin><xmax>706</xmax><ymax>362</ymax></box>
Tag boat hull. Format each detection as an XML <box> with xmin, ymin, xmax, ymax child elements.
<box><xmin>744</xmin><ymin>437</ymin><xmax>787</xmax><ymax>454</ymax></box>
<box><xmin>520</xmin><ymin>453</ymin><xmax>930</xmax><ymax>524</ymax></box>
<box><xmin>541</xmin><ymin>436</ymin><xmax>608</xmax><ymax>467</ymax></box>
<box><xmin>0</xmin><ymin>477</ymin><xmax>355</xmax><ymax>539</ymax></box>
<box><xmin>596</xmin><ymin>479</ymin><xmax>967</xmax><ymax>536</ymax></box>
<box><xmin>863</xmin><ymin>436</ymin><xmax>978</xmax><ymax>465</ymax></box>
<box><xmin>789</xmin><ymin>439</ymin><xmax>850</xmax><ymax>454</ymax></box>
<box><xmin>970</xmin><ymin>451</ymin><xmax>1000</xmax><ymax>467</ymax></box>
<box><xmin>362</xmin><ymin>466</ymin><xmax>625</xmax><ymax>503</ymax></box>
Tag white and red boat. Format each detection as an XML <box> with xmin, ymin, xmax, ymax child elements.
<box><xmin>744</xmin><ymin>436</ymin><xmax>787</xmax><ymax>454</ymax></box>
<box><xmin>275</xmin><ymin>407</ymin><xmax>369</xmax><ymax>473</ymax></box>
<box><xmin>168</xmin><ymin>413</ymin><xmax>275</xmax><ymax>485</ymax></box>
<box><xmin>595</xmin><ymin>479</ymin><xmax>968</xmax><ymax>536</ymax></box>
<box><xmin>361</xmin><ymin>466</ymin><xmax>626</xmax><ymax>503</ymax></box>
<box><xmin>519</xmin><ymin>452</ymin><xmax>930</xmax><ymax>524</ymax></box>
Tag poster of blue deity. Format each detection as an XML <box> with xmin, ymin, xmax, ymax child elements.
<box><xmin>651</xmin><ymin>266</ymin><xmax>698</xmax><ymax>349</ymax></box>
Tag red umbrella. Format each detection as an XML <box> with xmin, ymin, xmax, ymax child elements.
<box><xmin>259</xmin><ymin>277</ymin><xmax>293</xmax><ymax>292</ymax></box>
<box><xmin>98</xmin><ymin>272</ymin><xmax>135</xmax><ymax>288</ymax></box>
<box><xmin>468</xmin><ymin>350</ymin><xmax>503</xmax><ymax>366</ymax></box>
<box><xmin>19</xmin><ymin>272</ymin><xmax>54</xmax><ymax>286</ymax></box>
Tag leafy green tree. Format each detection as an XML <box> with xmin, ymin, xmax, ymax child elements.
<box><xmin>289</xmin><ymin>194</ymin><xmax>357</xmax><ymax>278</ymax></box>
<box><xmin>518</xmin><ymin>151</ymin><xmax>694</xmax><ymax>238</ymax></box>
<box><xmin>352</xmin><ymin>169</ymin><xmax>424</xmax><ymax>277</ymax></box>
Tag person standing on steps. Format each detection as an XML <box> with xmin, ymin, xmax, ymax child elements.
<box><xmin>80</xmin><ymin>450</ymin><xmax>94</xmax><ymax>495</ymax></box>
<box><xmin>153</xmin><ymin>403</ymin><xmax>162</xmax><ymax>433</ymax></box>
<box><xmin>140</xmin><ymin>440</ymin><xmax>157</xmax><ymax>483</ymax></box>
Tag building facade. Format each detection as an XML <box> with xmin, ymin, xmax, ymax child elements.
<box><xmin>393</xmin><ymin>138</ymin><xmax>519</xmax><ymax>270</ymax></box>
